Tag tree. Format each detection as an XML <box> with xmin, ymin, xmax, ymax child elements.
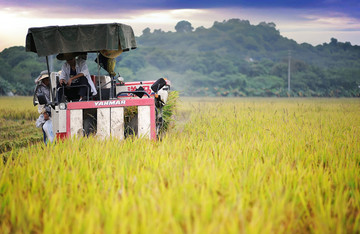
<box><xmin>153</xmin><ymin>29</ymin><xmax>165</xmax><ymax>34</ymax></box>
<box><xmin>142</xmin><ymin>27</ymin><xmax>151</xmax><ymax>36</ymax></box>
<box><xmin>117</xmin><ymin>51</ymin><xmax>146</xmax><ymax>72</ymax></box>
<box><xmin>330</xmin><ymin>38</ymin><xmax>338</xmax><ymax>45</ymax></box>
<box><xmin>0</xmin><ymin>77</ymin><xmax>13</xmax><ymax>95</ymax></box>
<box><xmin>175</xmin><ymin>21</ymin><xmax>194</xmax><ymax>33</ymax></box>
<box><xmin>1</xmin><ymin>19</ymin><xmax>360</xmax><ymax>97</ymax></box>
<box><xmin>258</xmin><ymin>22</ymin><xmax>276</xmax><ymax>28</ymax></box>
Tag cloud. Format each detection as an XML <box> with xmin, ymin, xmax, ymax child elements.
<box><xmin>2</xmin><ymin>0</ymin><xmax>359</xmax><ymax>13</ymax></box>
<box><xmin>0</xmin><ymin>1</ymin><xmax>359</xmax><ymax>51</ymax></box>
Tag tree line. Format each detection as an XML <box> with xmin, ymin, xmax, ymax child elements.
<box><xmin>1</xmin><ymin>19</ymin><xmax>359</xmax><ymax>97</ymax></box>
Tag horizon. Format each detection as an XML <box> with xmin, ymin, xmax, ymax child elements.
<box><xmin>1</xmin><ymin>0</ymin><xmax>359</xmax><ymax>52</ymax></box>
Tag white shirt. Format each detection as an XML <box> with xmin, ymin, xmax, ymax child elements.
<box><xmin>59</xmin><ymin>58</ymin><xmax>97</xmax><ymax>96</ymax></box>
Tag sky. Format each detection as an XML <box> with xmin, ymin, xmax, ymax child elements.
<box><xmin>1</xmin><ymin>0</ymin><xmax>360</xmax><ymax>52</ymax></box>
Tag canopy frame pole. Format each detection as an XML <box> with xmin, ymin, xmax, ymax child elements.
<box><xmin>45</xmin><ymin>56</ymin><xmax>54</xmax><ymax>102</ymax></box>
<box><xmin>96</xmin><ymin>52</ymin><xmax>102</xmax><ymax>100</ymax></box>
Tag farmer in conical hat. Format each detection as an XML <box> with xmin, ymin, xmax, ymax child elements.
<box><xmin>34</xmin><ymin>70</ymin><xmax>54</xmax><ymax>144</ymax></box>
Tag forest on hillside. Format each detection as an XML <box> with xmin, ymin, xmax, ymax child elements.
<box><xmin>1</xmin><ymin>19</ymin><xmax>359</xmax><ymax>97</ymax></box>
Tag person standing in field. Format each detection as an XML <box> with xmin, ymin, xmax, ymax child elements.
<box><xmin>57</xmin><ymin>53</ymin><xmax>97</xmax><ymax>102</ymax></box>
<box><xmin>34</xmin><ymin>71</ymin><xmax>54</xmax><ymax>145</ymax></box>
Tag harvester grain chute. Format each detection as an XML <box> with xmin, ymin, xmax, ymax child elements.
<box><xmin>26</xmin><ymin>23</ymin><xmax>173</xmax><ymax>140</ymax></box>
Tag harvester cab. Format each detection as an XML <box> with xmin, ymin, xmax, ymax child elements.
<box><xmin>27</xmin><ymin>23</ymin><xmax>171</xmax><ymax>140</ymax></box>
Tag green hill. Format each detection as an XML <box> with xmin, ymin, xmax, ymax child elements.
<box><xmin>1</xmin><ymin>19</ymin><xmax>359</xmax><ymax>97</ymax></box>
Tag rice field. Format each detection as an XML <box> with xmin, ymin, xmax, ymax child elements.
<box><xmin>0</xmin><ymin>96</ymin><xmax>359</xmax><ymax>233</ymax></box>
<box><xmin>0</xmin><ymin>97</ymin><xmax>42</xmax><ymax>155</ymax></box>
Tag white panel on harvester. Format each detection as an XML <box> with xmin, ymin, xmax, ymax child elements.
<box><xmin>111</xmin><ymin>107</ymin><xmax>124</xmax><ymax>140</ymax></box>
<box><xmin>70</xmin><ymin>109</ymin><xmax>83</xmax><ymax>137</ymax></box>
<box><xmin>138</xmin><ymin>106</ymin><xmax>151</xmax><ymax>139</ymax></box>
<box><xmin>97</xmin><ymin>108</ymin><xmax>111</xmax><ymax>139</ymax></box>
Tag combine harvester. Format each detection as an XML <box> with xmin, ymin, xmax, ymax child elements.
<box><xmin>26</xmin><ymin>23</ymin><xmax>172</xmax><ymax>140</ymax></box>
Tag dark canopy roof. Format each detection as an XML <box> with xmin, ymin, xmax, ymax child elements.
<box><xmin>26</xmin><ymin>23</ymin><xmax>137</xmax><ymax>57</ymax></box>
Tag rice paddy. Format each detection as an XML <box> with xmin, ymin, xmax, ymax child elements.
<box><xmin>0</xmin><ymin>97</ymin><xmax>42</xmax><ymax>155</ymax></box>
<box><xmin>0</xmin><ymin>96</ymin><xmax>359</xmax><ymax>233</ymax></box>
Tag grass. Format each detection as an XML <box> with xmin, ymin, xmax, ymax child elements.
<box><xmin>0</xmin><ymin>97</ymin><xmax>359</xmax><ymax>233</ymax></box>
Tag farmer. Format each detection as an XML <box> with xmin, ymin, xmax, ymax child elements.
<box><xmin>35</xmin><ymin>71</ymin><xmax>54</xmax><ymax>144</ymax></box>
<box><xmin>57</xmin><ymin>53</ymin><xmax>97</xmax><ymax>102</ymax></box>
